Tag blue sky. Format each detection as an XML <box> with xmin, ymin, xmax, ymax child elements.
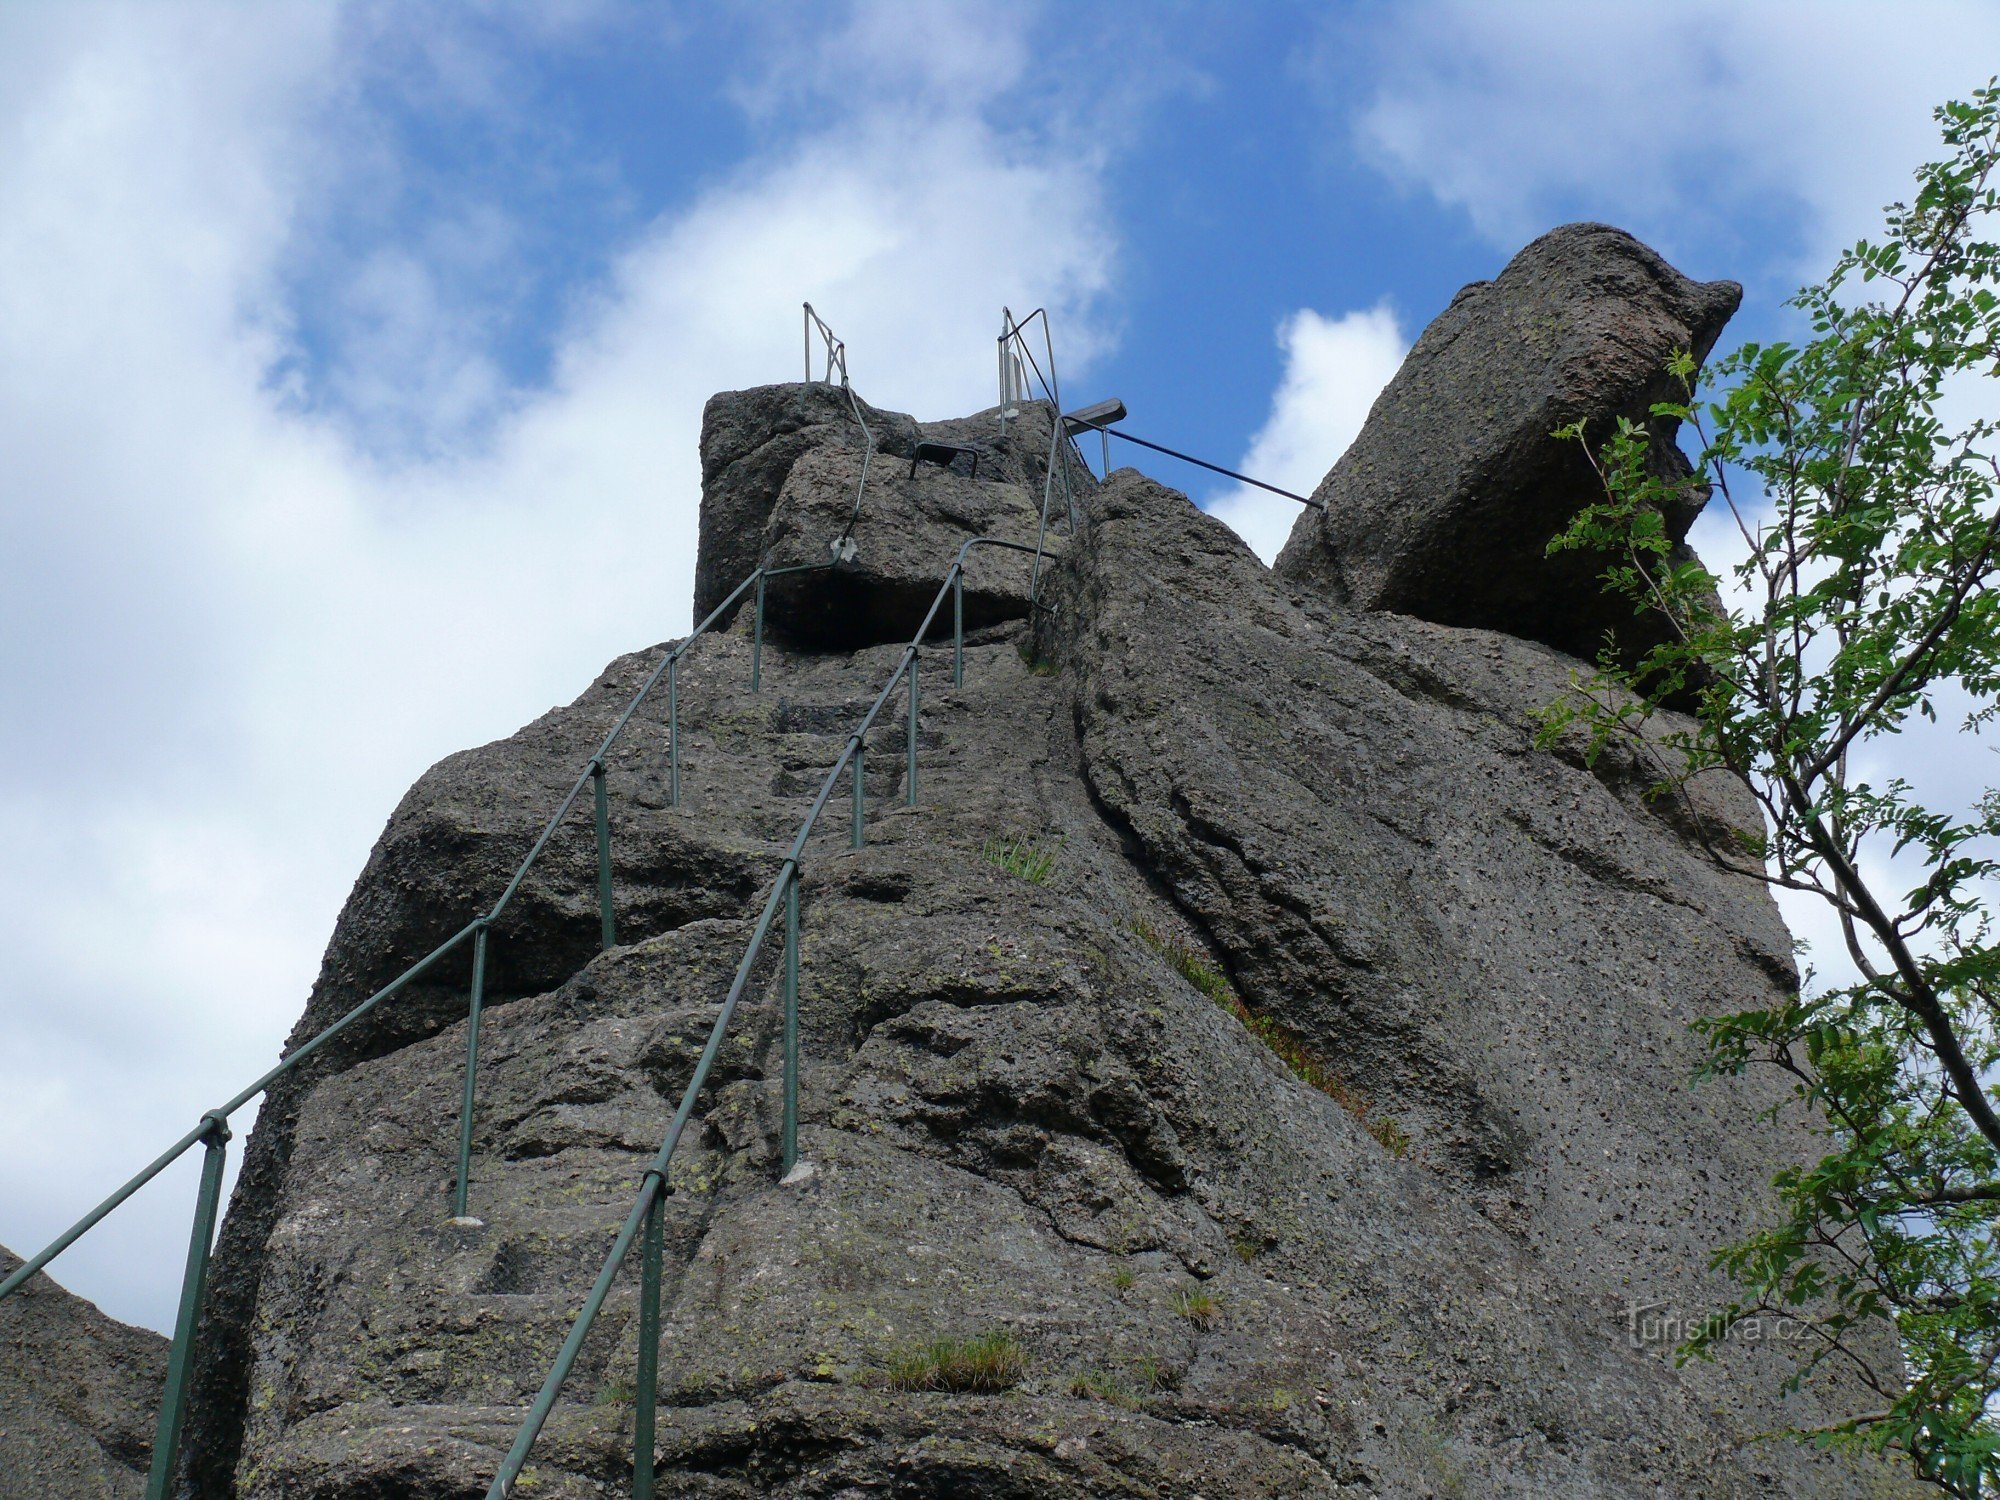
<box><xmin>2</xmin><ymin>0</ymin><xmax>1995</xmax><ymax>1332</ymax></box>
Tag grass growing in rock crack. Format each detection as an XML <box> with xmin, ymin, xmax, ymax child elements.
<box><xmin>1125</xmin><ymin>915</ymin><xmax>1412</xmax><ymax>1157</ymax></box>
<box><xmin>1069</xmin><ymin>1357</ymin><xmax>1182</xmax><ymax>1406</ymax></box>
<box><xmin>1109</xmin><ymin>1264</ymin><xmax>1138</xmax><ymax>1291</ymax></box>
<box><xmin>1171</xmin><ymin>1285</ymin><xmax>1222</xmax><ymax>1328</ymax></box>
<box><xmin>885</xmin><ymin>1331</ymin><xmax>1025</xmax><ymax>1393</ymax></box>
<box><xmin>1016</xmin><ymin>641</ymin><xmax>1060</xmax><ymax>676</ymax></box>
<box><xmin>982</xmin><ymin>834</ymin><xmax>1059</xmax><ymax>884</ymax></box>
<box><xmin>1067</xmin><ymin>1369</ymin><xmax>1133</xmax><ymax>1406</ymax></box>
<box><xmin>1132</xmin><ymin>1354</ymin><xmax>1183</xmax><ymax>1393</ymax></box>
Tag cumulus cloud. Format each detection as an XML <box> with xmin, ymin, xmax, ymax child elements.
<box><xmin>1208</xmin><ymin>305</ymin><xmax>1406</xmax><ymax>564</ymax></box>
<box><xmin>0</xmin><ymin>0</ymin><xmax>1118</xmax><ymax>1329</ymax></box>
<box><xmin>1331</xmin><ymin>0</ymin><xmax>2000</xmax><ymax>275</ymax></box>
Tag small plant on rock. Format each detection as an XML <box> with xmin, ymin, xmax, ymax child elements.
<box><xmin>1132</xmin><ymin>1354</ymin><xmax>1183</xmax><ymax>1393</ymax></box>
<box><xmin>885</xmin><ymin>1330</ymin><xmax>1026</xmax><ymax>1393</ymax></box>
<box><xmin>1171</xmin><ymin>1284</ymin><xmax>1221</xmax><ymax>1329</ymax></box>
<box><xmin>1067</xmin><ymin>1369</ymin><xmax>1132</xmax><ymax>1406</ymax></box>
<box><xmin>982</xmin><ymin>834</ymin><xmax>1059</xmax><ymax>884</ymax></box>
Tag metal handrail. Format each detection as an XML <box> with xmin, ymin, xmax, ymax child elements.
<box><xmin>1091</xmin><ymin>424</ymin><xmax>1322</xmax><ymax>510</ymax></box>
<box><xmin>803</xmin><ymin>302</ymin><xmax>848</xmax><ymax>387</ymax></box>
<box><xmin>0</xmin><ymin>304</ymin><xmax>1065</xmax><ymax>1498</ymax></box>
<box><xmin>803</xmin><ymin>303</ymin><xmax>877</xmax><ymax>553</ymax></box>
<box><xmin>999</xmin><ymin>307</ymin><xmax>1086</xmax><ymax>612</ymax></box>
<box><xmin>485</xmin><ymin>535</ymin><xmax>1040</xmax><ymax>1499</ymax></box>
<box><xmin>0</xmin><ymin>550</ymin><xmax>841</xmax><ymax>1497</ymax></box>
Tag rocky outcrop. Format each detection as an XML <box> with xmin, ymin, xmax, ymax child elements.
<box><xmin>693</xmin><ymin>382</ymin><xmax>916</xmax><ymax>631</ymax></box>
<box><xmin>167</xmin><ymin>353</ymin><xmax>1919</xmax><ymax>1494</ymax></box>
<box><xmin>1274</xmin><ymin>222</ymin><xmax>1741</xmax><ymax>669</ymax></box>
<box><xmin>694</xmin><ymin>385</ymin><xmax>1077</xmax><ymax>641</ymax></box>
<box><xmin>0</xmin><ymin>1246</ymin><xmax>167</xmax><ymax>1498</ymax></box>
<box><xmin>758</xmin><ymin>443</ymin><xmax>1052</xmax><ymax>649</ymax></box>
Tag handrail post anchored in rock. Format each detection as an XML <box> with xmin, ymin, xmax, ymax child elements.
<box><xmin>632</xmin><ymin>1171</ymin><xmax>667</xmax><ymax>1500</ymax></box>
<box><xmin>952</xmin><ymin>564</ymin><xmax>965</xmax><ymax>687</ymax></box>
<box><xmin>144</xmin><ymin>1109</ymin><xmax>230</xmax><ymax>1500</ymax></box>
<box><xmin>592</xmin><ymin>759</ymin><xmax>616</xmax><ymax>951</ymax></box>
<box><xmin>751</xmin><ymin>573</ymin><xmax>767</xmax><ymax>692</ymax></box>
<box><xmin>451</xmin><ymin>919</ymin><xmax>492</xmax><ymax>1221</ymax></box>
<box><xmin>666</xmin><ymin>653</ymin><xmax>680</xmax><ymax>807</ymax></box>
<box><xmin>782</xmin><ymin>865</ymin><xmax>801</xmax><ymax>1176</ymax></box>
<box><xmin>906</xmin><ymin>655</ymin><xmax>919</xmax><ymax>806</ymax></box>
<box><xmin>850</xmin><ymin>736</ymin><xmax>865</xmax><ymax>849</ymax></box>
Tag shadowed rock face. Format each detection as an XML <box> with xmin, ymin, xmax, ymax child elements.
<box><xmin>0</xmin><ymin>1247</ymin><xmax>167</xmax><ymax>1498</ymax></box>
<box><xmin>1274</xmin><ymin>222</ymin><xmax>1741</xmax><ymax>670</ymax></box>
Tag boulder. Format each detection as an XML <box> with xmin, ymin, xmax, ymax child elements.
<box><xmin>756</xmin><ymin>442</ymin><xmax>1052</xmax><ymax>649</ymax></box>
<box><xmin>1273</xmin><ymin>222</ymin><xmax>1741</xmax><ymax>669</ymax></box>
<box><xmin>0</xmin><ymin>1247</ymin><xmax>167</xmax><ymax>1499</ymax></box>
<box><xmin>696</xmin><ymin>384</ymin><xmax>1085</xmax><ymax>646</ymax></box>
<box><xmin>693</xmin><ymin>382</ymin><xmax>917</xmax><ymax>630</ymax></box>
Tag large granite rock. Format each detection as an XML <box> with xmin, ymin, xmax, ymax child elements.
<box><xmin>757</xmin><ymin>443</ymin><xmax>1049</xmax><ymax>649</ymax></box>
<box><xmin>0</xmin><ymin>1247</ymin><xmax>167</xmax><ymax>1498</ymax></box>
<box><xmin>169</xmin><ymin>380</ymin><xmax>1916</xmax><ymax>1494</ymax></box>
<box><xmin>693</xmin><ymin>382</ymin><xmax>916</xmax><ymax>631</ymax></box>
<box><xmin>693</xmin><ymin>383</ymin><xmax>1079</xmax><ymax>641</ymax></box>
<box><xmin>1274</xmin><ymin>222</ymin><xmax>1741</xmax><ymax>669</ymax></box>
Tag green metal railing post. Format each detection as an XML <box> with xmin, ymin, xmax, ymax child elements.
<box><xmin>952</xmin><ymin>568</ymin><xmax>964</xmax><ymax>687</ymax></box>
<box><xmin>145</xmin><ymin>1112</ymin><xmax>230</xmax><ymax>1500</ymax></box>
<box><xmin>452</xmin><ymin>921</ymin><xmax>490</xmax><ymax>1219</ymax></box>
<box><xmin>666</xmin><ymin>655</ymin><xmax>681</xmax><ymax>807</ymax></box>
<box><xmin>905</xmin><ymin>658</ymin><xmax>919</xmax><ymax>806</ymax></box>
<box><xmin>782</xmin><ymin>870</ymin><xmax>800</xmax><ymax>1175</ymax></box>
<box><xmin>632</xmin><ymin>1180</ymin><xmax>664</xmax><ymax>1500</ymax></box>
<box><xmin>751</xmin><ymin>575</ymin><xmax>766</xmax><ymax>692</ymax></box>
<box><xmin>593</xmin><ymin>761</ymin><xmax>616</xmax><ymax>950</ymax></box>
<box><xmin>850</xmin><ymin>741</ymin><xmax>864</xmax><ymax>849</ymax></box>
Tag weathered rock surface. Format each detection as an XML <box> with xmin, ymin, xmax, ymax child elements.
<box><xmin>693</xmin><ymin>382</ymin><xmax>917</xmax><ymax>630</ymax></box>
<box><xmin>1274</xmin><ymin>222</ymin><xmax>1741</xmax><ymax>668</ymax></box>
<box><xmin>758</xmin><ymin>443</ymin><xmax>1052</xmax><ymax>648</ymax></box>
<box><xmin>695</xmin><ymin>383</ymin><xmax>1076</xmax><ymax>641</ymax></box>
<box><xmin>0</xmin><ymin>1246</ymin><xmax>167</xmax><ymax>1498</ymax></box>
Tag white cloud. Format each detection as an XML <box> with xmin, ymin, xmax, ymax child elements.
<box><xmin>1334</xmin><ymin>0</ymin><xmax>2000</xmax><ymax>273</ymax></box>
<box><xmin>1209</xmin><ymin>305</ymin><xmax>1406</xmax><ymax>564</ymax></box>
<box><xmin>0</xmin><ymin>1</ymin><xmax>1117</xmax><ymax>1329</ymax></box>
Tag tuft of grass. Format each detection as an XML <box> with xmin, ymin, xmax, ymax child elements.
<box><xmin>1125</xmin><ymin>915</ymin><xmax>1411</xmax><ymax>1158</ymax></box>
<box><xmin>1125</xmin><ymin>916</ymin><xmax>1233</xmax><ymax>1006</ymax></box>
<box><xmin>1109</xmin><ymin>1264</ymin><xmax>1138</xmax><ymax>1291</ymax></box>
<box><xmin>885</xmin><ymin>1330</ymin><xmax>1026</xmax><ymax>1393</ymax></box>
<box><xmin>1132</xmin><ymin>1354</ymin><xmax>1183</xmax><ymax>1393</ymax></box>
<box><xmin>594</xmin><ymin>1378</ymin><xmax>635</xmax><ymax>1406</ymax></box>
<box><xmin>1171</xmin><ymin>1284</ymin><xmax>1222</xmax><ymax>1329</ymax></box>
<box><xmin>982</xmin><ymin>834</ymin><xmax>1059</xmax><ymax>885</ymax></box>
<box><xmin>1016</xmin><ymin>641</ymin><xmax>1060</xmax><ymax>676</ymax></box>
<box><xmin>1067</xmin><ymin>1369</ymin><xmax>1132</xmax><ymax>1406</ymax></box>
